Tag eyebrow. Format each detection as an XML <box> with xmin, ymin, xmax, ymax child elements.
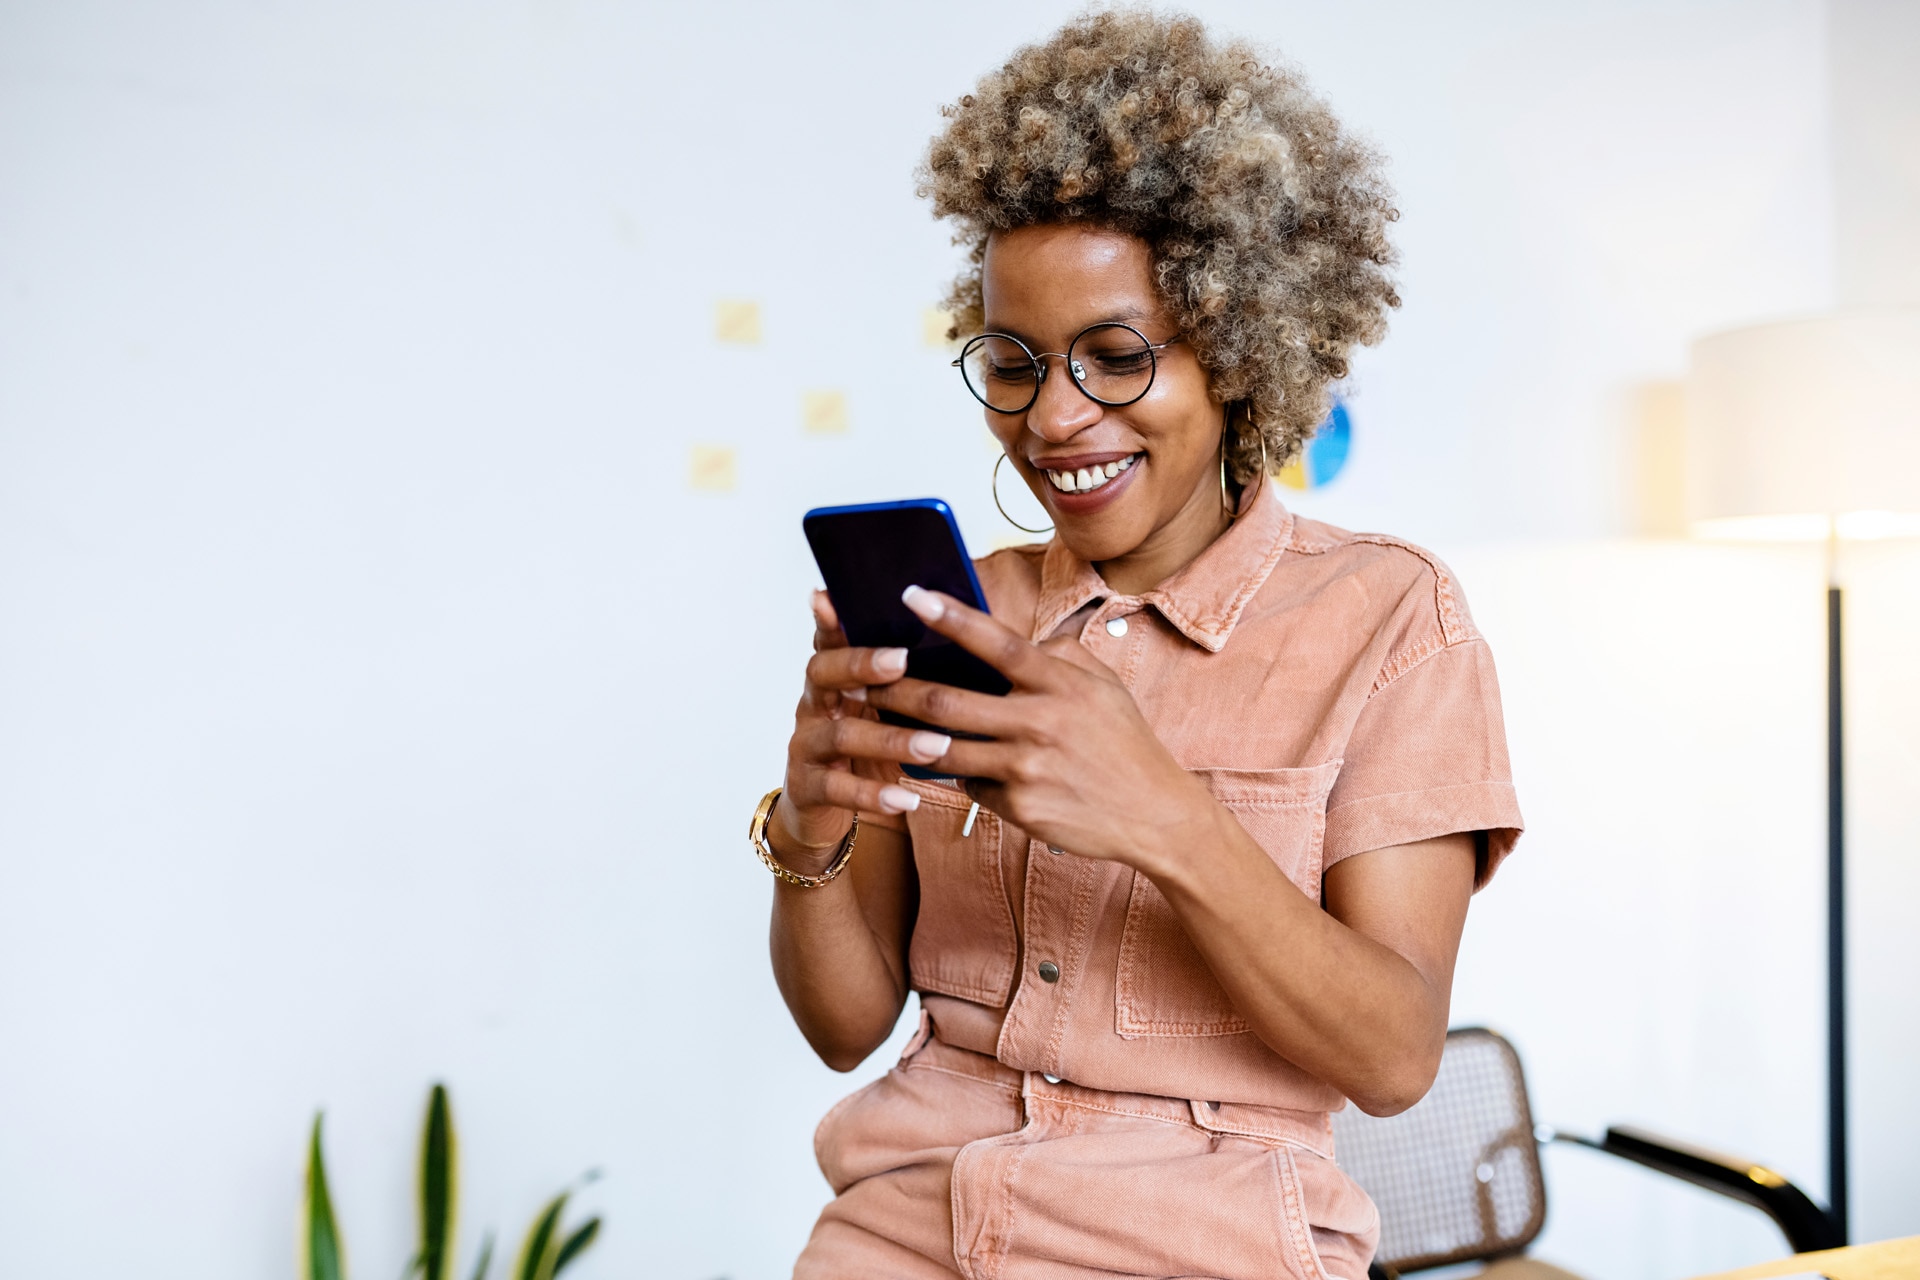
<box><xmin>982</xmin><ymin>306</ymin><xmax>1155</xmax><ymax>343</ymax></box>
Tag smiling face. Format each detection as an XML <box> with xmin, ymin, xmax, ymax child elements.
<box><xmin>979</xmin><ymin>224</ymin><xmax>1231</xmax><ymax>595</ymax></box>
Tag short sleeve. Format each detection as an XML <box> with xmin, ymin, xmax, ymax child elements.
<box><xmin>1322</xmin><ymin>637</ymin><xmax>1523</xmax><ymax>888</ymax></box>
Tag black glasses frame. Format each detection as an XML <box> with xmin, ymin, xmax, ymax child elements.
<box><xmin>952</xmin><ymin>323</ymin><xmax>1184</xmax><ymax>414</ymax></box>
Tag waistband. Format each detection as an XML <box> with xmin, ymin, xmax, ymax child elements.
<box><xmin>904</xmin><ymin>1012</ymin><xmax>1337</xmax><ymax>1160</ymax></box>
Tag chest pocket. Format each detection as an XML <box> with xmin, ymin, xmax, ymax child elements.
<box><xmin>1115</xmin><ymin>760</ymin><xmax>1343</xmax><ymax>1037</ymax></box>
<box><xmin>903</xmin><ymin>784</ymin><xmax>1019</xmax><ymax>1007</ymax></box>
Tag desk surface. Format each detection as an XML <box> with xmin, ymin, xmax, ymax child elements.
<box><xmin>1690</xmin><ymin>1235</ymin><xmax>1920</xmax><ymax>1280</ymax></box>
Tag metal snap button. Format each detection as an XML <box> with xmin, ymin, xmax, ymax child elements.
<box><xmin>1037</xmin><ymin>961</ymin><xmax>1060</xmax><ymax>983</ymax></box>
<box><xmin>1105</xmin><ymin>616</ymin><xmax>1129</xmax><ymax>637</ymax></box>
<box><xmin>1042</xmin><ymin>1073</ymin><xmax>1063</xmax><ymax>1085</ymax></box>
<box><xmin>1046</xmin><ymin>844</ymin><xmax>1064</xmax><ymax>856</ymax></box>
<box><xmin>1207</xmin><ymin>1101</ymin><xmax>1221</xmax><ymax>1111</ymax></box>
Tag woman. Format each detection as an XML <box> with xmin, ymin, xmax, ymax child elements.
<box><xmin>754</xmin><ymin>13</ymin><xmax>1522</xmax><ymax>1279</ymax></box>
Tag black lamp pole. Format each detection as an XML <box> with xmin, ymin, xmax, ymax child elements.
<box><xmin>1826</xmin><ymin>580</ymin><xmax>1848</xmax><ymax>1243</ymax></box>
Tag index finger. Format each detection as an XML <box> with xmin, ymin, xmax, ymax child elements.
<box><xmin>811</xmin><ymin>589</ymin><xmax>847</xmax><ymax>652</ymax></box>
<box><xmin>899</xmin><ymin>585</ymin><xmax>1061</xmax><ymax>690</ymax></box>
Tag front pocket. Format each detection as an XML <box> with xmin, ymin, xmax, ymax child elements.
<box><xmin>1277</xmin><ymin>1144</ymin><xmax>1381</xmax><ymax>1280</ymax></box>
<box><xmin>1275</xmin><ymin>1146</ymin><xmax>1335</xmax><ymax>1280</ymax></box>
<box><xmin>1115</xmin><ymin>761</ymin><xmax>1342</xmax><ymax>1037</ymax></box>
<box><xmin>904</xmin><ymin>784</ymin><xmax>1019</xmax><ymax>1006</ymax></box>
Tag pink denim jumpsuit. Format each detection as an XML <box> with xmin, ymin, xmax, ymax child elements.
<box><xmin>795</xmin><ymin>485</ymin><xmax>1524</xmax><ymax>1280</ymax></box>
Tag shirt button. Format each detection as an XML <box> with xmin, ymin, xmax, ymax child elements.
<box><xmin>1037</xmin><ymin>961</ymin><xmax>1060</xmax><ymax>983</ymax></box>
<box><xmin>1105</xmin><ymin>616</ymin><xmax>1129</xmax><ymax>637</ymax></box>
<box><xmin>1046</xmin><ymin>844</ymin><xmax>1064</xmax><ymax>856</ymax></box>
<box><xmin>1042</xmin><ymin>1073</ymin><xmax>1063</xmax><ymax>1085</ymax></box>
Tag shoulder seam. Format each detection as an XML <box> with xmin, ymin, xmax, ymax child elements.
<box><xmin>1370</xmin><ymin>632</ymin><xmax>1489</xmax><ymax>698</ymax></box>
<box><xmin>1345</xmin><ymin>533</ymin><xmax>1476</xmax><ymax>647</ymax></box>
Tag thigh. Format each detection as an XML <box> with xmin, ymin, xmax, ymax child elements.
<box><xmin>794</xmin><ymin>1035</ymin><xmax>1377</xmax><ymax>1280</ymax></box>
<box><xmin>795</xmin><ymin>1032</ymin><xmax>1025</xmax><ymax>1280</ymax></box>
<box><xmin>952</xmin><ymin>1092</ymin><xmax>1377</xmax><ymax>1280</ymax></box>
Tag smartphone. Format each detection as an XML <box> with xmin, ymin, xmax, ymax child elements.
<box><xmin>803</xmin><ymin>499</ymin><xmax>1011</xmax><ymax>780</ymax></box>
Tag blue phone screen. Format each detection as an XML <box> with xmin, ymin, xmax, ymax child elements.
<box><xmin>803</xmin><ymin>499</ymin><xmax>1012</xmax><ymax>779</ymax></box>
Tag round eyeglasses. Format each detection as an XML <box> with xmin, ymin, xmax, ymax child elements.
<box><xmin>953</xmin><ymin>323</ymin><xmax>1184</xmax><ymax>414</ymax></box>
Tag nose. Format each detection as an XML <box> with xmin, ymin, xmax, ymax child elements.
<box><xmin>1026</xmin><ymin>353</ymin><xmax>1102</xmax><ymax>443</ymax></box>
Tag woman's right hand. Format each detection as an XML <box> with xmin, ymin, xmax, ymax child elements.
<box><xmin>769</xmin><ymin>591</ymin><xmax>949</xmax><ymax>874</ymax></box>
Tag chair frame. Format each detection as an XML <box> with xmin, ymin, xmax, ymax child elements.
<box><xmin>1359</xmin><ymin>1028</ymin><xmax>1843</xmax><ymax>1279</ymax></box>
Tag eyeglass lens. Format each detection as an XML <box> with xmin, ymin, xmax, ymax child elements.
<box><xmin>960</xmin><ymin>323</ymin><xmax>1160</xmax><ymax>413</ymax></box>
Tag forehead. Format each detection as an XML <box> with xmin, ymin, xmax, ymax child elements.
<box><xmin>981</xmin><ymin>225</ymin><xmax>1163</xmax><ymax>336</ymax></box>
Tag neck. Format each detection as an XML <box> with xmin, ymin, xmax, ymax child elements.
<box><xmin>1095</xmin><ymin>469</ymin><xmax>1240</xmax><ymax>596</ymax></box>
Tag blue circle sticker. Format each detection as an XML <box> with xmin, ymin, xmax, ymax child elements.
<box><xmin>1278</xmin><ymin>401</ymin><xmax>1351</xmax><ymax>490</ymax></box>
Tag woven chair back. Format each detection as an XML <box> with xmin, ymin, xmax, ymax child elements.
<box><xmin>1330</xmin><ymin>1027</ymin><xmax>1548</xmax><ymax>1272</ymax></box>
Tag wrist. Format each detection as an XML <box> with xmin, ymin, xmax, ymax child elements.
<box><xmin>767</xmin><ymin>796</ymin><xmax>852</xmax><ymax>879</ymax></box>
<box><xmin>1132</xmin><ymin>776</ymin><xmax>1231</xmax><ymax>888</ymax></box>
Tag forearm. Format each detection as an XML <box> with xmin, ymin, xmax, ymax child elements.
<box><xmin>766</xmin><ymin>808</ymin><xmax>913</xmax><ymax>1072</ymax></box>
<box><xmin>1144</xmin><ymin>806</ymin><xmax>1465</xmax><ymax>1114</ymax></box>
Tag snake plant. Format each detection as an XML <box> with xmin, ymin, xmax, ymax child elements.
<box><xmin>301</xmin><ymin>1084</ymin><xmax>601</xmax><ymax>1280</ymax></box>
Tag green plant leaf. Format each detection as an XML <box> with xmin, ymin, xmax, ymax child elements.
<box><xmin>466</xmin><ymin>1232</ymin><xmax>494</xmax><ymax>1280</ymax></box>
<box><xmin>512</xmin><ymin>1194</ymin><xmax>567</xmax><ymax>1280</ymax></box>
<box><xmin>551</xmin><ymin>1218</ymin><xmax>600</xmax><ymax>1275</ymax></box>
<box><xmin>304</xmin><ymin>1114</ymin><xmax>346</xmax><ymax>1280</ymax></box>
<box><xmin>418</xmin><ymin>1084</ymin><xmax>456</xmax><ymax>1280</ymax></box>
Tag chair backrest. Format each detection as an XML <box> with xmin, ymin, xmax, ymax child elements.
<box><xmin>1330</xmin><ymin>1027</ymin><xmax>1547</xmax><ymax>1273</ymax></box>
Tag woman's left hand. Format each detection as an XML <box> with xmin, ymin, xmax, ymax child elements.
<box><xmin>866</xmin><ymin>586</ymin><xmax>1219</xmax><ymax>872</ymax></box>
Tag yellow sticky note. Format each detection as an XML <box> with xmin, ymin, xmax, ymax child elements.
<box><xmin>714</xmin><ymin>300</ymin><xmax>761</xmax><ymax>346</ymax></box>
<box><xmin>688</xmin><ymin>445</ymin><xmax>737</xmax><ymax>492</ymax></box>
<box><xmin>922</xmin><ymin>307</ymin><xmax>957</xmax><ymax>348</ymax></box>
<box><xmin>611</xmin><ymin>208</ymin><xmax>641</xmax><ymax>248</ymax></box>
<box><xmin>802</xmin><ymin>390</ymin><xmax>849</xmax><ymax>435</ymax></box>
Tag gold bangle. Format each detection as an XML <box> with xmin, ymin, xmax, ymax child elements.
<box><xmin>750</xmin><ymin>787</ymin><xmax>858</xmax><ymax>888</ymax></box>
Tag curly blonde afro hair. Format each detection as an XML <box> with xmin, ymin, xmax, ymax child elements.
<box><xmin>920</xmin><ymin>8</ymin><xmax>1399</xmax><ymax>477</ymax></box>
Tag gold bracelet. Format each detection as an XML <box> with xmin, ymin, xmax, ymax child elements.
<box><xmin>750</xmin><ymin>787</ymin><xmax>858</xmax><ymax>888</ymax></box>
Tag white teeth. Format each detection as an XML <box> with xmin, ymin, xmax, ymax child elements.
<box><xmin>1044</xmin><ymin>455</ymin><xmax>1139</xmax><ymax>493</ymax></box>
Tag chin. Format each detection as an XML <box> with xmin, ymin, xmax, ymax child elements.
<box><xmin>1051</xmin><ymin>506</ymin><xmax>1155</xmax><ymax>565</ymax></box>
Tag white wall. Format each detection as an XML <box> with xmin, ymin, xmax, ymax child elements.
<box><xmin>1830</xmin><ymin>0</ymin><xmax>1920</xmax><ymax>307</ymax></box>
<box><xmin>1435</xmin><ymin>539</ymin><xmax>1920</xmax><ymax>1274</ymax></box>
<box><xmin>1</xmin><ymin>2</ymin><xmax>1912</xmax><ymax>1278</ymax></box>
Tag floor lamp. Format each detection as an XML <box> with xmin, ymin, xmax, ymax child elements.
<box><xmin>1686</xmin><ymin>308</ymin><xmax>1920</xmax><ymax>1242</ymax></box>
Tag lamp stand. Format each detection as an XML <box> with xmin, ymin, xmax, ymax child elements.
<box><xmin>1826</xmin><ymin>579</ymin><xmax>1848</xmax><ymax>1242</ymax></box>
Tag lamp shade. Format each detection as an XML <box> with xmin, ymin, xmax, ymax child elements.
<box><xmin>1687</xmin><ymin>310</ymin><xmax>1920</xmax><ymax>539</ymax></box>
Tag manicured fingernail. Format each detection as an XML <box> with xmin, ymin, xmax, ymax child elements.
<box><xmin>878</xmin><ymin>786</ymin><xmax>921</xmax><ymax>814</ymax></box>
<box><xmin>909</xmin><ymin>731</ymin><xmax>951</xmax><ymax>762</ymax></box>
<box><xmin>874</xmin><ymin>647</ymin><xmax>908</xmax><ymax>676</ymax></box>
<box><xmin>842</xmin><ymin>686</ymin><xmax>867</xmax><ymax>702</ymax></box>
<box><xmin>901</xmin><ymin>585</ymin><xmax>943</xmax><ymax>621</ymax></box>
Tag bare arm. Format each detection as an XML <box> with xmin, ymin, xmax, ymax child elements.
<box><xmin>764</xmin><ymin>593</ymin><xmax>945</xmax><ymax>1071</ymax></box>
<box><xmin>1149</xmin><ymin>818</ymin><xmax>1475</xmax><ymax>1114</ymax></box>
<box><xmin>867</xmin><ymin>587</ymin><xmax>1475</xmax><ymax>1114</ymax></box>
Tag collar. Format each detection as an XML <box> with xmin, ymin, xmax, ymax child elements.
<box><xmin>1029</xmin><ymin>480</ymin><xmax>1294</xmax><ymax>653</ymax></box>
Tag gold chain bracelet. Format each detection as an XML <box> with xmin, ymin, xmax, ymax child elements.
<box><xmin>750</xmin><ymin>787</ymin><xmax>858</xmax><ymax>888</ymax></box>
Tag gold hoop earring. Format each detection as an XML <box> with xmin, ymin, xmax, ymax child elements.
<box><xmin>1219</xmin><ymin>406</ymin><xmax>1271</xmax><ymax>520</ymax></box>
<box><xmin>993</xmin><ymin>452</ymin><xmax>1054</xmax><ymax>535</ymax></box>
<box><xmin>1219</xmin><ymin>436</ymin><xmax>1235</xmax><ymax>520</ymax></box>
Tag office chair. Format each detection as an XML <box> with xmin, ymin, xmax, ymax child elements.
<box><xmin>1332</xmin><ymin>1028</ymin><xmax>1841</xmax><ymax>1280</ymax></box>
